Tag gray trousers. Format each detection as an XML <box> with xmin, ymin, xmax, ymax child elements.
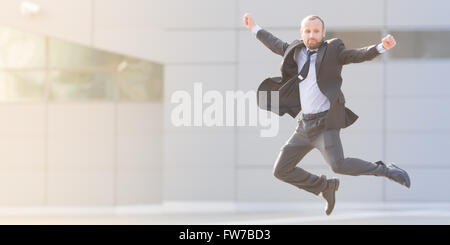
<box><xmin>273</xmin><ymin>111</ymin><xmax>388</xmax><ymax>196</ymax></box>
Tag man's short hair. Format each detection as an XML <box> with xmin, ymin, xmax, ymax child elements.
<box><xmin>301</xmin><ymin>15</ymin><xmax>325</xmax><ymax>30</ymax></box>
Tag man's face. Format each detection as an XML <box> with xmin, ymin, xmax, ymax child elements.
<box><xmin>300</xmin><ymin>18</ymin><xmax>326</xmax><ymax>50</ymax></box>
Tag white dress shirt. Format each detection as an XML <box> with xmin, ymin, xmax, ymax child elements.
<box><xmin>251</xmin><ymin>25</ymin><xmax>386</xmax><ymax>115</ymax></box>
<box><xmin>294</xmin><ymin>47</ymin><xmax>330</xmax><ymax>114</ymax></box>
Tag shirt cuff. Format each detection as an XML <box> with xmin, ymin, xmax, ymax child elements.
<box><xmin>252</xmin><ymin>25</ymin><xmax>262</xmax><ymax>36</ymax></box>
<box><xmin>376</xmin><ymin>43</ymin><xmax>387</xmax><ymax>53</ymax></box>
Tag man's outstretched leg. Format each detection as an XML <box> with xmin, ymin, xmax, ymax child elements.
<box><xmin>314</xmin><ymin>128</ymin><xmax>411</xmax><ymax>188</ymax></box>
<box><xmin>273</xmin><ymin>120</ymin><xmax>341</xmax><ymax>215</ymax></box>
<box><xmin>272</xmin><ymin>128</ymin><xmax>328</xmax><ymax>196</ymax></box>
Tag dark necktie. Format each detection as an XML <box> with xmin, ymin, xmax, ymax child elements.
<box><xmin>279</xmin><ymin>49</ymin><xmax>317</xmax><ymax>97</ymax></box>
<box><xmin>298</xmin><ymin>49</ymin><xmax>317</xmax><ymax>81</ymax></box>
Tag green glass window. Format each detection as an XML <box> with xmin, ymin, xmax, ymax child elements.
<box><xmin>0</xmin><ymin>25</ymin><xmax>163</xmax><ymax>102</ymax></box>
<box><xmin>389</xmin><ymin>31</ymin><xmax>450</xmax><ymax>59</ymax></box>
<box><xmin>49</xmin><ymin>71</ymin><xmax>115</xmax><ymax>101</ymax></box>
<box><xmin>327</xmin><ymin>31</ymin><xmax>382</xmax><ymax>49</ymax></box>
<box><xmin>325</xmin><ymin>31</ymin><xmax>382</xmax><ymax>61</ymax></box>
<box><xmin>117</xmin><ymin>57</ymin><xmax>163</xmax><ymax>101</ymax></box>
<box><xmin>0</xmin><ymin>26</ymin><xmax>45</xmax><ymax>68</ymax></box>
<box><xmin>0</xmin><ymin>71</ymin><xmax>46</xmax><ymax>101</ymax></box>
<box><xmin>49</xmin><ymin>38</ymin><xmax>121</xmax><ymax>68</ymax></box>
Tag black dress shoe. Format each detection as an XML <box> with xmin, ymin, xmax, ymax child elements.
<box><xmin>321</xmin><ymin>178</ymin><xmax>339</xmax><ymax>216</ymax></box>
<box><xmin>375</xmin><ymin>161</ymin><xmax>411</xmax><ymax>188</ymax></box>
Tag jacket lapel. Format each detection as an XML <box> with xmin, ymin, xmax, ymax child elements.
<box><xmin>283</xmin><ymin>40</ymin><xmax>303</xmax><ymax>60</ymax></box>
<box><xmin>281</xmin><ymin>40</ymin><xmax>303</xmax><ymax>69</ymax></box>
<box><xmin>315</xmin><ymin>41</ymin><xmax>327</xmax><ymax>80</ymax></box>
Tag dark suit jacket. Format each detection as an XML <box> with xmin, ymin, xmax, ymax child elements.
<box><xmin>255</xmin><ymin>28</ymin><xmax>381</xmax><ymax>130</ymax></box>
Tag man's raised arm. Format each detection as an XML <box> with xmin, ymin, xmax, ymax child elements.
<box><xmin>337</xmin><ymin>34</ymin><xmax>397</xmax><ymax>65</ymax></box>
<box><xmin>243</xmin><ymin>13</ymin><xmax>289</xmax><ymax>56</ymax></box>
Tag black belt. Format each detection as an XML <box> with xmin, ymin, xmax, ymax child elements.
<box><xmin>301</xmin><ymin>110</ymin><xmax>329</xmax><ymax>120</ymax></box>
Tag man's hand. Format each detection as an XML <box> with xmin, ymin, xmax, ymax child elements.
<box><xmin>382</xmin><ymin>34</ymin><xmax>397</xmax><ymax>50</ymax></box>
<box><xmin>243</xmin><ymin>13</ymin><xmax>256</xmax><ymax>30</ymax></box>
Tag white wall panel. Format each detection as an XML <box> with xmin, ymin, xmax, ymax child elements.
<box><xmin>164</xmin><ymin>64</ymin><xmax>237</xmax><ymax>133</ymax></box>
<box><xmin>164</xmin><ymin>132</ymin><xmax>234</xmax><ymax>167</ymax></box>
<box><xmin>238</xmin><ymin>0</ymin><xmax>383</xmax><ymax>28</ymax></box>
<box><xmin>0</xmin><ymin>104</ymin><xmax>45</xmax><ymax>172</ymax></box>
<box><xmin>47</xmin><ymin>103</ymin><xmax>115</xmax><ymax>205</ymax></box>
<box><xmin>47</xmin><ymin>103</ymin><xmax>115</xmax><ymax>172</ymax></box>
<box><xmin>116</xmin><ymin>103</ymin><xmax>163</xmax><ymax>204</ymax></box>
<box><xmin>341</xmin><ymin>63</ymin><xmax>383</xmax><ymax>99</ymax></box>
<box><xmin>94</xmin><ymin>0</ymin><xmax>165</xmax><ymax>28</ymax></box>
<box><xmin>343</xmin><ymin>98</ymin><xmax>383</xmax><ymax>133</ymax></box>
<box><xmin>93</xmin><ymin>28</ymin><xmax>168</xmax><ymax>64</ymax></box>
<box><xmin>386</xmin><ymin>132</ymin><xmax>449</xmax><ymax>167</ymax></box>
<box><xmin>385</xmin><ymin>168</ymin><xmax>450</xmax><ymax>202</ymax></box>
<box><xmin>387</xmin><ymin>0</ymin><xmax>450</xmax><ymax>28</ymax></box>
<box><xmin>0</xmin><ymin>0</ymin><xmax>93</xmax><ymax>45</ymax></box>
<box><xmin>237</xmin><ymin>129</ymin><xmax>296</xmax><ymax>167</ymax></box>
<box><xmin>163</xmin><ymin>166</ymin><xmax>235</xmax><ymax>201</ymax></box>
<box><xmin>164</xmin><ymin>31</ymin><xmax>236</xmax><ymax>63</ymax></box>
<box><xmin>0</xmin><ymin>104</ymin><xmax>46</xmax><ymax>205</ymax></box>
<box><xmin>164</xmin><ymin>0</ymin><xmax>236</xmax><ymax>29</ymax></box>
<box><xmin>340</xmin><ymin>131</ymin><xmax>384</xmax><ymax>164</ymax></box>
<box><xmin>117</xmin><ymin>103</ymin><xmax>162</xmax><ymax>170</ymax></box>
<box><xmin>117</xmin><ymin>170</ymin><xmax>162</xmax><ymax>204</ymax></box>
<box><xmin>47</xmin><ymin>171</ymin><xmax>114</xmax><ymax>205</ymax></box>
<box><xmin>386</xmin><ymin>61</ymin><xmax>450</xmax><ymax>97</ymax></box>
<box><xmin>386</xmin><ymin>98</ymin><xmax>450</xmax><ymax>131</ymax></box>
<box><xmin>0</xmin><ymin>171</ymin><xmax>45</xmax><ymax>205</ymax></box>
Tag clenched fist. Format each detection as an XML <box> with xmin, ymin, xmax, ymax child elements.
<box><xmin>243</xmin><ymin>13</ymin><xmax>256</xmax><ymax>30</ymax></box>
<box><xmin>382</xmin><ymin>34</ymin><xmax>396</xmax><ymax>50</ymax></box>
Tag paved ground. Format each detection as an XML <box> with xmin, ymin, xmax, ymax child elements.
<box><xmin>1</xmin><ymin>206</ymin><xmax>450</xmax><ymax>225</ymax></box>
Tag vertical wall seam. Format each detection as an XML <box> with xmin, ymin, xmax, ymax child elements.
<box><xmin>44</xmin><ymin>37</ymin><xmax>49</xmax><ymax>206</ymax></box>
<box><xmin>113</xmin><ymin>74</ymin><xmax>118</xmax><ymax>206</ymax></box>
<box><xmin>382</xmin><ymin>0</ymin><xmax>388</xmax><ymax>203</ymax></box>
<box><xmin>91</xmin><ymin>0</ymin><xmax>95</xmax><ymax>47</ymax></box>
<box><xmin>234</xmin><ymin>0</ymin><xmax>239</xmax><ymax>206</ymax></box>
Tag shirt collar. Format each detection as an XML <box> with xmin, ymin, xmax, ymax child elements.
<box><xmin>300</xmin><ymin>47</ymin><xmax>318</xmax><ymax>58</ymax></box>
<box><xmin>305</xmin><ymin>47</ymin><xmax>318</xmax><ymax>53</ymax></box>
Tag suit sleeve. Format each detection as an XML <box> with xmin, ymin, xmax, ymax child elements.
<box><xmin>256</xmin><ymin>28</ymin><xmax>290</xmax><ymax>57</ymax></box>
<box><xmin>336</xmin><ymin>38</ymin><xmax>381</xmax><ymax>65</ymax></box>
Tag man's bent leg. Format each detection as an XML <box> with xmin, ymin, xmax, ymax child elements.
<box><xmin>314</xmin><ymin>129</ymin><xmax>388</xmax><ymax>177</ymax></box>
<box><xmin>273</xmin><ymin>130</ymin><xmax>328</xmax><ymax>195</ymax></box>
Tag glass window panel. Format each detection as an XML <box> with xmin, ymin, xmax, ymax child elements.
<box><xmin>327</xmin><ymin>31</ymin><xmax>381</xmax><ymax>49</ymax></box>
<box><xmin>49</xmin><ymin>38</ymin><xmax>121</xmax><ymax>68</ymax></box>
<box><xmin>117</xmin><ymin>57</ymin><xmax>163</xmax><ymax>101</ymax></box>
<box><xmin>389</xmin><ymin>31</ymin><xmax>450</xmax><ymax>59</ymax></box>
<box><xmin>0</xmin><ymin>71</ymin><xmax>45</xmax><ymax>101</ymax></box>
<box><xmin>326</xmin><ymin>31</ymin><xmax>382</xmax><ymax>61</ymax></box>
<box><xmin>49</xmin><ymin>71</ymin><xmax>115</xmax><ymax>101</ymax></box>
<box><xmin>0</xmin><ymin>26</ymin><xmax>46</xmax><ymax>68</ymax></box>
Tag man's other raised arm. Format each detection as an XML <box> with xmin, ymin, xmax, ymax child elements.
<box><xmin>337</xmin><ymin>34</ymin><xmax>396</xmax><ymax>65</ymax></box>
